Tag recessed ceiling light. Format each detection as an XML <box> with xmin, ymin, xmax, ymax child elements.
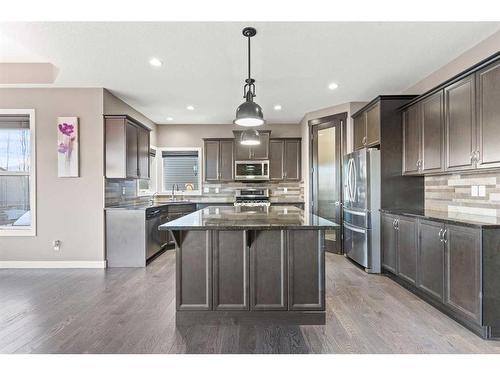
<box><xmin>328</xmin><ymin>82</ymin><xmax>339</xmax><ymax>90</ymax></box>
<box><xmin>273</xmin><ymin>105</ymin><xmax>282</xmax><ymax>111</ymax></box>
<box><xmin>166</xmin><ymin>117</ymin><xmax>173</xmax><ymax>121</ymax></box>
<box><xmin>149</xmin><ymin>57</ymin><xmax>163</xmax><ymax>67</ymax></box>
<box><xmin>186</xmin><ymin>105</ymin><xmax>195</xmax><ymax>111</ymax></box>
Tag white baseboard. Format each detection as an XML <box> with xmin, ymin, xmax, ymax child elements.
<box><xmin>0</xmin><ymin>260</ymin><xmax>107</xmax><ymax>269</ymax></box>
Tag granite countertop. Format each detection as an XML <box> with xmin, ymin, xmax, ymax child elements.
<box><xmin>159</xmin><ymin>205</ymin><xmax>337</xmax><ymax>230</ymax></box>
<box><xmin>380</xmin><ymin>208</ymin><xmax>500</xmax><ymax>228</ymax></box>
<box><xmin>105</xmin><ymin>199</ymin><xmax>305</xmax><ymax>210</ymax></box>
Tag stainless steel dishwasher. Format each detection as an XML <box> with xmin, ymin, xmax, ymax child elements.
<box><xmin>146</xmin><ymin>207</ymin><xmax>166</xmax><ymax>260</ymax></box>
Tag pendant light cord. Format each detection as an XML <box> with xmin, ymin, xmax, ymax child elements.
<box><xmin>247</xmin><ymin>35</ymin><xmax>251</xmax><ymax>81</ymax></box>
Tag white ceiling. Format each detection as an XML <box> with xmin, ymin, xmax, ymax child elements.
<box><xmin>1</xmin><ymin>22</ymin><xmax>499</xmax><ymax>124</ymax></box>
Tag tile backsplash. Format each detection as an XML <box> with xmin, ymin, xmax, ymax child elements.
<box><xmin>425</xmin><ymin>171</ymin><xmax>500</xmax><ymax>217</ymax></box>
<box><xmin>105</xmin><ymin>179</ymin><xmax>304</xmax><ymax>206</ymax></box>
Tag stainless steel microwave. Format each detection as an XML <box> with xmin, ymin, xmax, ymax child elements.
<box><xmin>234</xmin><ymin>160</ymin><xmax>269</xmax><ymax>181</ymax></box>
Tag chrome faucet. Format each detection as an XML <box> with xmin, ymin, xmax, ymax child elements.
<box><xmin>171</xmin><ymin>184</ymin><xmax>179</xmax><ymax>200</ymax></box>
<box><xmin>150</xmin><ymin>191</ymin><xmax>159</xmax><ymax>205</ymax></box>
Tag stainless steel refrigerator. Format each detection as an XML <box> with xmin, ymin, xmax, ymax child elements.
<box><xmin>342</xmin><ymin>148</ymin><xmax>381</xmax><ymax>273</ymax></box>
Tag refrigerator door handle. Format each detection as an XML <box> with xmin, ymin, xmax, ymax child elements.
<box><xmin>352</xmin><ymin>158</ymin><xmax>357</xmax><ymax>202</ymax></box>
<box><xmin>346</xmin><ymin>158</ymin><xmax>353</xmax><ymax>202</ymax></box>
<box><xmin>343</xmin><ymin>222</ymin><xmax>366</xmax><ymax>234</ymax></box>
<box><xmin>343</xmin><ymin>208</ymin><xmax>366</xmax><ymax>216</ymax></box>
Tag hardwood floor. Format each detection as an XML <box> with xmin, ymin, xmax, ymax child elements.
<box><xmin>1</xmin><ymin>251</ymin><xmax>500</xmax><ymax>354</ymax></box>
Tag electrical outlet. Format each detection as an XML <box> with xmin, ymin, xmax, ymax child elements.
<box><xmin>478</xmin><ymin>185</ymin><xmax>486</xmax><ymax>197</ymax></box>
<box><xmin>121</xmin><ymin>186</ymin><xmax>126</xmax><ymax>195</ymax></box>
<box><xmin>203</xmin><ymin>187</ymin><xmax>209</xmax><ymax>193</ymax></box>
<box><xmin>471</xmin><ymin>185</ymin><xmax>479</xmax><ymax>197</ymax></box>
<box><xmin>215</xmin><ymin>187</ymin><xmax>220</xmax><ymax>194</ymax></box>
<box><xmin>53</xmin><ymin>240</ymin><xmax>61</xmax><ymax>251</ymax></box>
<box><xmin>283</xmin><ymin>187</ymin><xmax>288</xmax><ymax>193</ymax></box>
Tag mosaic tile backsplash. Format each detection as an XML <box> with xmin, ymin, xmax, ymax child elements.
<box><xmin>105</xmin><ymin>179</ymin><xmax>304</xmax><ymax>206</ymax></box>
<box><xmin>425</xmin><ymin>171</ymin><xmax>500</xmax><ymax>217</ymax></box>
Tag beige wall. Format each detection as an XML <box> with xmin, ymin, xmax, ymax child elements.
<box><xmin>300</xmin><ymin>102</ymin><xmax>367</xmax><ymax>210</ymax></box>
<box><xmin>404</xmin><ymin>30</ymin><xmax>500</xmax><ymax>94</ymax></box>
<box><xmin>156</xmin><ymin>123</ymin><xmax>300</xmax><ymax>148</ymax></box>
<box><xmin>103</xmin><ymin>89</ymin><xmax>158</xmax><ymax>146</ymax></box>
<box><xmin>0</xmin><ymin>88</ymin><xmax>105</xmax><ymax>263</ymax></box>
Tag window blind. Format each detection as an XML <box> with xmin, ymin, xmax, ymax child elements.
<box><xmin>162</xmin><ymin>150</ymin><xmax>199</xmax><ymax>191</ymax></box>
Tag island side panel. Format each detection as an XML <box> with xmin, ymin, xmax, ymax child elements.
<box><xmin>288</xmin><ymin>230</ymin><xmax>325</xmax><ymax>311</ymax></box>
<box><xmin>213</xmin><ymin>230</ymin><xmax>249</xmax><ymax>310</ymax></box>
<box><xmin>250</xmin><ymin>230</ymin><xmax>288</xmax><ymax>310</ymax></box>
<box><xmin>176</xmin><ymin>230</ymin><xmax>212</xmax><ymax>310</ymax></box>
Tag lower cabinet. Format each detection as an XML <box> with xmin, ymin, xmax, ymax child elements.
<box><xmin>381</xmin><ymin>213</ymin><xmax>485</xmax><ymax>335</ymax></box>
<box><xmin>444</xmin><ymin>224</ymin><xmax>482</xmax><ymax>324</ymax></box>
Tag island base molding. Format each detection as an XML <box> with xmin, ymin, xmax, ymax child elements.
<box><xmin>176</xmin><ymin>311</ymin><xmax>326</xmax><ymax>325</ymax></box>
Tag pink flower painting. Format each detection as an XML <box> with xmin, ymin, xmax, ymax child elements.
<box><xmin>57</xmin><ymin>117</ymin><xmax>79</xmax><ymax>177</ymax></box>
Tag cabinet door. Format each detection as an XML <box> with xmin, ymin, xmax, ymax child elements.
<box><xmin>445</xmin><ymin>75</ymin><xmax>476</xmax><ymax>171</ymax></box>
<box><xmin>477</xmin><ymin>59</ymin><xmax>500</xmax><ymax>168</ymax></box>
<box><xmin>397</xmin><ymin>216</ymin><xmax>418</xmax><ymax>284</ymax></box>
<box><xmin>234</xmin><ymin>140</ymin><xmax>251</xmax><ymax>160</ymax></box>
<box><xmin>213</xmin><ymin>231</ymin><xmax>249</xmax><ymax>310</ymax></box>
<box><xmin>381</xmin><ymin>214</ymin><xmax>397</xmax><ymax>273</ymax></box>
<box><xmin>288</xmin><ymin>230</ymin><xmax>325</xmax><ymax>310</ymax></box>
<box><xmin>250</xmin><ymin>230</ymin><xmax>287</xmax><ymax>310</ymax></box>
<box><xmin>421</xmin><ymin>91</ymin><xmax>444</xmax><ymax>173</ymax></box>
<box><xmin>269</xmin><ymin>139</ymin><xmax>284</xmax><ymax>180</ymax></box>
<box><xmin>251</xmin><ymin>132</ymin><xmax>270</xmax><ymax>159</ymax></box>
<box><xmin>366</xmin><ymin>103</ymin><xmax>381</xmax><ymax>146</ymax></box>
<box><xmin>137</xmin><ymin>127</ymin><xmax>150</xmax><ymax>179</ymax></box>
<box><xmin>402</xmin><ymin>104</ymin><xmax>421</xmax><ymax>175</ymax></box>
<box><xmin>204</xmin><ymin>140</ymin><xmax>220</xmax><ymax>181</ymax></box>
<box><xmin>284</xmin><ymin>139</ymin><xmax>301</xmax><ymax>181</ymax></box>
<box><xmin>125</xmin><ymin>121</ymin><xmax>139</xmax><ymax>178</ymax></box>
<box><xmin>219</xmin><ymin>140</ymin><xmax>234</xmax><ymax>181</ymax></box>
<box><xmin>444</xmin><ymin>225</ymin><xmax>481</xmax><ymax>324</ymax></box>
<box><xmin>417</xmin><ymin>220</ymin><xmax>445</xmax><ymax>301</ymax></box>
<box><xmin>353</xmin><ymin>113</ymin><xmax>366</xmax><ymax>150</ymax></box>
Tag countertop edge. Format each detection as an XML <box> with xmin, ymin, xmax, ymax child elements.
<box><xmin>379</xmin><ymin>208</ymin><xmax>500</xmax><ymax>228</ymax></box>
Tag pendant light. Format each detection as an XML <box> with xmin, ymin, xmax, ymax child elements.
<box><xmin>240</xmin><ymin>129</ymin><xmax>260</xmax><ymax>146</ymax></box>
<box><xmin>234</xmin><ymin>27</ymin><xmax>265</xmax><ymax>127</ymax></box>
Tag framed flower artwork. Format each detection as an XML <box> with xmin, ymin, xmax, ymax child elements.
<box><xmin>57</xmin><ymin>117</ymin><xmax>79</xmax><ymax>177</ymax></box>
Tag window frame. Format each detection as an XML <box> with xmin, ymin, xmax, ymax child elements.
<box><xmin>0</xmin><ymin>109</ymin><xmax>36</xmax><ymax>237</ymax></box>
<box><xmin>137</xmin><ymin>145</ymin><xmax>158</xmax><ymax>196</ymax></box>
<box><xmin>158</xmin><ymin>146</ymin><xmax>202</xmax><ymax>196</ymax></box>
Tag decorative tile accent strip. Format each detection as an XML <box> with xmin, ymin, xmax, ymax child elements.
<box><xmin>425</xmin><ymin>171</ymin><xmax>500</xmax><ymax>217</ymax></box>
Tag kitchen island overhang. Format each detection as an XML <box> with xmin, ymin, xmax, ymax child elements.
<box><xmin>159</xmin><ymin>205</ymin><xmax>338</xmax><ymax>325</ymax></box>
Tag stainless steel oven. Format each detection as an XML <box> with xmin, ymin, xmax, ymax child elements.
<box><xmin>234</xmin><ymin>160</ymin><xmax>269</xmax><ymax>181</ymax></box>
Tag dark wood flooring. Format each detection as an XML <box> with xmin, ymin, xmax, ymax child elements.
<box><xmin>1</xmin><ymin>251</ymin><xmax>500</xmax><ymax>354</ymax></box>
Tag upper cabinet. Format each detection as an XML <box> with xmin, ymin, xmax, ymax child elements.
<box><xmin>353</xmin><ymin>102</ymin><xmax>381</xmax><ymax>150</ymax></box>
<box><xmin>105</xmin><ymin>115</ymin><xmax>151</xmax><ymax>179</ymax></box>
<box><xmin>234</xmin><ymin>131</ymin><xmax>270</xmax><ymax>160</ymax></box>
<box><xmin>477</xmin><ymin>59</ymin><xmax>500</xmax><ymax>169</ymax></box>
<box><xmin>402</xmin><ymin>54</ymin><xmax>500</xmax><ymax>176</ymax></box>
<box><xmin>269</xmin><ymin>138</ymin><xmax>301</xmax><ymax>181</ymax></box>
<box><xmin>204</xmin><ymin>139</ymin><xmax>234</xmax><ymax>182</ymax></box>
<box><xmin>445</xmin><ymin>75</ymin><xmax>476</xmax><ymax>171</ymax></box>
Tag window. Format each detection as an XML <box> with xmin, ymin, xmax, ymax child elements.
<box><xmin>160</xmin><ymin>148</ymin><xmax>201</xmax><ymax>195</ymax></box>
<box><xmin>0</xmin><ymin>109</ymin><xmax>36</xmax><ymax>236</ymax></box>
<box><xmin>137</xmin><ymin>147</ymin><xmax>157</xmax><ymax>196</ymax></box>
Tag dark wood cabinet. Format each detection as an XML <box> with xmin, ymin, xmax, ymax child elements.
<box><xmin>268</xmin><ymin>138</ymin><xmax>301</xmax><ymax>181</ymax></box>
<box><xmin>213</xmin><ymin>231</ymin><xmax>249</xmax><ymax>310</ymax></box>
<box><xmin>105</xmin><ymin>115</ymin><xmax>151</xmax><ymax>179</ymax></box>
<box><xmin>402</xmin><ymin>104</ymin><xmax>421</xmax><ymax>175</ymax></box>
<box><xmin>365</xmin><ymin>102</ymin><xmax>381</xmax><ymax>146</ymax></box>
<box><xmin>445</xmin><ymin>75</ymin><xmax>476</xmax><ymax>171</ymax></box>
<box><xmin>477</xmin><ymin>59</ymin><xmax>500</xmax><ymax>169</ymax></box>
<box><xmin>444</xmin><ymin>225</ymin><xmax>482</xmax><ymax>324</ymax></box>
<box><xmin>353</xmin><ymin>103</ymin><xmax>381</xmax><ymax>150</ymax></box>
<box><xmin>249</xmin><ymin>230</ymin><xmax>288</xmax><ymax>310</ymax></box>
<box><xmin>204</xmin><ymin>139</ymin><xmax>234</xmax><ymax>182</ymax></box>
<box><xmin>353</xmin><ymin>113</ymin><xmax>366</xmax><ymax>150</ymax></box>
<box><xmin>234</xmin><ymin>131</ymin><xmax>270</xmax><ymax>160</ymax></box>
<box><xmin>269</xmin><ymin>139</ymin><xmax>284</xmax><ymax>180</ymax></box>
<box><xmin>421</xmin><ymin>91</ymin><xmax>444</xmax><ymax>173</ymax></box>
<box><xmin>381</xmin><ymin>213</ymin><xmax>397</xmax><ymax>273</ymax></box>
<box><xmin>288</xmin><ymin>230</ymin><xmax>324</xmax><ymax>310</ymax></box>
<box><xmin>397</xmin><ymin>216</ymin><xmax>418</xmax><ymax>284</ymax></box>
<box><xmin>417</xmin><ymin>220</ymin><xmax>445</xmax><ymax>301</ymax></box>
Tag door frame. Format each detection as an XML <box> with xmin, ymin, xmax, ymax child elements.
<box><xmin>308</xmin><ymin>112</ymin><xmax>347</xmax><ymax>253</ymax></box>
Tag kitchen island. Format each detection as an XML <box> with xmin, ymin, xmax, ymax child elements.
<box><xmin>159</xmin><ymin>205</ymin><xmax>338</xmax><ymax>325</ymax></box>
